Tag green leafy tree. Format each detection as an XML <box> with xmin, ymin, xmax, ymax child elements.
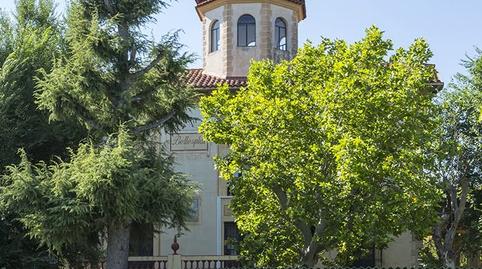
<box><xmin>0</xmin><ymin>1</ymin><xmax>87</xmax><ymax>268</ymax></box>
<box><xmin>459</xmin><ymin>188</ymin><xmax>481</xmax><ymax>268</ymax></box>
<box><xmin>430</xmin><ymin>51</ymin><xmax>482</xmax><ymax>269</ymax></box>
<box><xmin>0</xmin><ymin>11</ymin><xmax>14</xmax><ymax>65</ymax></box>
<box><xmin>1</xmin><ymin>0</ymin><xmax>197</xmax><ymax>268</ymax></box>
<box><xmin>1</xmin><ymin>130</ymin><xmax>194</xmax><ymax>268</ymax></box>
<box><xmin>0</xmin><ymin>0</ymin><xmax>84</xmax><ymax>170</ymax></box>
<box><xmin>200</xmin><ymin>27</ymin><xmax>441</xmax><ymax>267</ymax></box>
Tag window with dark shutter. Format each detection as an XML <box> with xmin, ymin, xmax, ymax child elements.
<box><xmin>275</xmin><ymin>17</ymin><xmax>287</xmax><ymax>51</ymax></box>
<box><xmin>237</xmin><ymin>15</ymin><xmax>256</xmax><ymax>47</ymax></box>
<box><xmin>211</xmin><ymin>20</ymin><xmax>220</xmax><ymax>52</ymax></box>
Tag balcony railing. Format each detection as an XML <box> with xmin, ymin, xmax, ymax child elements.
<box><xmin>182</xmin><ymin>255</ymin><xmax>240</xmax><ymax>269</ymax></box>
<box><xmin>89</xmin><ymin>255</ymin><xmax>240</xmax><ymax>269</ymax></box>
<box><xmin>128</xmin><ymin>256</ymin><xmax>169</xmax><ymax>269</ymax></box>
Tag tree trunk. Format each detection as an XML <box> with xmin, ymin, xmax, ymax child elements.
<box><xmin>433</xmin><ymin>171</ymin><xmax>470</xmax><ymax>269</ymax></box>
<box><xmin>442</xmin><ymin>253</ymin><xmax>456</xmax><ymax>269</ymax></box>
<box><xmin>443</xmin><ymin>229</ymin><xmax>458</xmax><ymax>269</ymax></box>
<box><xmin>106</xmin><ymin>222</ymin><xmax>131</xmax><ymax>269</ymax></box>
<box><xmin>468</xmin><ymin>250</ymin><xmax>481</xmax><ymax>269</ymax></box>
<box><xmin>301</xmin><ymin>245</ymin><xmax>318</xmax><ymax>268</ymax></box>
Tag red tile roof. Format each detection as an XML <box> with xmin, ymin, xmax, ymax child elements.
<box><xmin>187</xmin><ymin>68</ymin><xmax>443</xmax><ymax>92</ymax></box>
<box><xmin>195</xmin><ymin>0</ymin><xmax>304</xmax><ymax>4</ymax></box>
<box><xmin>186</xmin><ymin>69</ymin><xmax>247</xmax><ymax>90</ymax></box>
<box><xmin>195</xmin><ymin>0</ymin><xmax>306</xmax><ymax>19</ymax></box>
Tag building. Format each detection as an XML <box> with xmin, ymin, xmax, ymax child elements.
<box><xmin>128</xmin><ymin>0</ymin><xmax>432</xmax><ymax>267</ymax></box>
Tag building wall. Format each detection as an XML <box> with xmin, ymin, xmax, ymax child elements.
<box><xmin>228</xmin><ymin>3</ymin><xmax>262</xmax><ymax>77</ymax></box>
<box><xmin>154</xmin><ymin>109</ymin><xmax>422</xmax><ymax>267</ymax></box>
<box><xmin>382</xmin><ymin>232</ymin><xmax>421</xmax><ymax>267</ymax></box>
<box><xmin>203</xmin><ymin>6</ymin><xmax>226</xmax><ymax>77</ymax></box>
<box><xmin>271</xmin><ymin>4</ymin><xmax>298</xmax><ymax>57</ymax></box>
<box><xmin>201</xmin><ymin>2</ymin><xmax>298</xmax><ymax>78</ymax></box>
<box><xmin>152</xmin><ymin>1</ymin><xmax>422</xmax><ymax>266</ymax></box>
<box><xmin>157</xmin><ymin>108</ymin><xmax>221</xmax><ymax>256</ymax></box>
<box><xmin>228</xmin><ymin>3</ymin><xmax>298</xmax><ymax>76</ymax></box>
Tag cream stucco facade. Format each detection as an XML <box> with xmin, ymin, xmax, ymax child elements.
<box><xmin>201</xmin><ymin>1</ymin><xmax>300</xmax><ymax>77</ymax></box>
<box><xmin>137</xmin><ymin>1</ymin><xmax>423</xmax><ymax>267</ymax></box>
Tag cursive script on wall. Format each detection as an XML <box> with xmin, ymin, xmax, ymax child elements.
<box><xmin>170</xmin><ymin>133</ymin><xmax>208</xmax><ymax>152</ymax></box>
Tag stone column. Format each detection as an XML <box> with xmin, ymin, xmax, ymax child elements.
<box><xmin>202</xmin><ymin>17</ymin><xmax>208</xmax><ymax>70</ymax></box>
<box><xmin>290</xmin><ymin>12</ymin><xmax>298</xmax><ymax>58</ymax></box>
<box><xmin>167</xmin><ymin>236</ymin><xmax>182</xmax><ymax>269</ymax></box>
<box><xmin>167</xmin><ymin>255</ymin><xmax>182</xmax><ymax>269</ymax></box>
<box><xmin>260</xmin><ymin>3</ymin><xmax>273</xmax><ymax>60</ymax></box>
<box><xmin>223</xmin><ymin>4</ymin><xmax>233</xmax><ymax>77</ymax></box>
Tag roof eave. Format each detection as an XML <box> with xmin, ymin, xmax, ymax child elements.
<box><xmin>195</xmin><ymin>0</ymin><xmax>306</xmax><ymax>22</ymax></box>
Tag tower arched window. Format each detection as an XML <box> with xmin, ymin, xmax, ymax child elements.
<box><xmin>237</xmin><ymin>14</ymin><xmax>256</xmax><ymax>47</ymax></box>
<box><xmin>275</xmin><ymin>18</ymin><xmax>287</xmax><ymax>51</ymax></box>
<box><xmin>210</xmin><ymin>20</ymin><xmax>221</xmax><ymax>52</ymax></box>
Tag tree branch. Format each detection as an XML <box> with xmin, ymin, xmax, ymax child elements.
<box><xmin>272</xmin><ymin>185</ymin><xmax>313</xmax><ymax>248</ymax></box>
<box><xmin>432</xmin><ymin>223</ymin><xmax>445</xmax><ymax>259</ymax></box>
<box><xmin>62</xmin><ymin>93</ymin><xmax>104</xmax><ymax>132</ymax></box>
<box><xmin>449</xmin><ymin>184</ymin><xmax>459</xmax><ymax>213</ymax></box>
<box><xmin>454</xmin><ymin>165</ymin><xmax>469</xmax><ymax>225</ymax></box>
<box><xmin>131</xmin><ymin>48</ymin><xmax>165</xmax><ymax>80</ymax></box>
<box><xmin>440</xmin><ymin>159</ymin><xmax>470</xmax><ymax>264</ymax></box>
<box><xmin>103</xmin><ymin>0</ymin><xmax>114</xmax><ymax>15</ymax></box>
<box><xmin>133</xmin><ymin>110</ymin><xmax>176</xmax><ymax>134</ymax></box>
<box><xmin>130</xmin><ymin>45</ymin><xmax>137</xmax><ymax>67</ymax></box>
<box><xmin>272</xmin><ymin>184</ymin><xmax>288</xmax><ymax>210</ymax></box>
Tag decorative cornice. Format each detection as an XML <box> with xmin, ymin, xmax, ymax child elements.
<box><xmin>195</xmin><ymin>0</ymin><xmax>306</xmax><ymax>22</ymax></box>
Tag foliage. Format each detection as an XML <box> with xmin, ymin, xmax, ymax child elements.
<box><xmin>0</xmin><ymin>0</ymin><xmax>84</xmax><ymax>174</ymax></box>
<box><xmin>0</xmin><ymin>1</ymin><xmax>87</xmax><ymax>268</ymax></box>
<box><xmin>419</xmin><ymin>237</ymin><xmax>444</xmax><ymax>268</ymax></box>
<box><xmin>0</xmin><ymin>129</ymin><xmax>195</xmax><ymax>261</ymax></box>
<box><xmin>428</xmin><ymin>49</ymin><xmax>482</xmax><ymax>268</ymax></box>
<box><xmin>35</xmin><ymin>0</ymin><xmax>196</xmax><ymax>138</ymax></box>
<box><xmin>0</xmin><ymin>0</ymin><xmax>197</xmax><ymax>267</ymax></box>
<box><xmin>0</xmin><ymin>11</ymin><xmax>14</xmax><ymax>64</ymax></box>
<box><xmin>200</xmin><ymin>26</ymin><xmax>441</xmax><ymax>267</ymax></box>
<box><xmin>0</xmin><ymin>214</ymin><xmax>58</xmax><ymax>269</ymax></box>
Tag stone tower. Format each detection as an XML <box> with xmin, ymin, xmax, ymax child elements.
<box><xmin>194</xmin><ymin>0</ymin><xmax>306</xmax><ymax>78</ymax></box>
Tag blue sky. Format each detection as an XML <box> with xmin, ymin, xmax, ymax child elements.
<box><xmin>2</xmin><ymin>0</ymin><xmax>482</xmax><ymax>82</ymax></box>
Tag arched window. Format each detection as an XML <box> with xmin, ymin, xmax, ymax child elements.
<box><xmin>275</xmin><ymin>18</ymin><xmax>287</xmax><ymax>50</ymax></box>
<box><xmin>237</xmin><ymin>15</ymin><xmax>256</xmax><ymax>47</ymax></box>
<box><xmin>210</xmin><ymin>20</ymin><xmax>221</xmax><ymax>52</ymax></box>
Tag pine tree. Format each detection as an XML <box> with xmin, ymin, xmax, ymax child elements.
<box><xmin>0</xmin><ymin>1</ymin><xmax>86</xmax><ymax>267</ymax></box>
<box><xmin>1</xmin><ymin>1</ymin><xmax>197</xmax><ymax>268</ymax></box>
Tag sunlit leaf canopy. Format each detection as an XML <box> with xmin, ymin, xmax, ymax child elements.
<box><xmin>200</xmin><ymin>26</ymin><xmax>441</xmax><ymax>266</ymax></box>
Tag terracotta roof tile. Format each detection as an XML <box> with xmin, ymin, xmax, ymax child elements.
<box><xmin>186</xmin><ymin>69</ymin><xmax>247</xmax><ymax>90</ymax></box>
<box><xmin>186</xmin><ymin>67</ymin><xmax>443</xmax><ymax>91</ymax></box>
<box><xmin>195</xmin><ymin>0</ymin><xmax>304</xmax><ymax>4</ymax></box>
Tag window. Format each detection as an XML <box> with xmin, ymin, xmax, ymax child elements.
<box><xmin>352</xmin><ymin>246</ymin><xmax>382</xmax><ymax>267</ymax></box>
<box><xmin>129</xmin><ymin>223</ymin><xmax>153</xmax><ymax>257</ymax></box>
<box><xmin>211</xmin><ymin>20</ymin><xmax>220</xmax><ymax>52</ymax></box>
<box><xmin>275</xmin><ymin>18</ymin><xmax>287</xmax><ymax>50</ymax></box>
<box><xmin>224</xmin><ymin>222</ymin><xmax>241</xmax><ymax>256</ymax></box>
<box><xmin>187</xmin><ymin>195</ymin><xmax>201</xmax><ymax>222</ymax></box>
<box><xmin>237</xmin><ymin>15</ymin><xmax>256</xmax><ymax>47</ymax></box>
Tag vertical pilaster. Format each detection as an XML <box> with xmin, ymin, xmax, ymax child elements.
<box><xmin>202</xmin><ymin>17</ymin><xmax>208</xmax><ymax>70</ymax></box>
<box><xmin>260</xmin><ymin>3</ymin><xmax>273</xmax><ymax>59</ymax></box>
<box><xmin>223</xmin><ymin>4</ymin><xmax>233</xmax><ymax>77</ymax></box>
<box><xmin>167</xmin><ymin>255</ymin><xmax>182</xmax><ymax>269</ymax></box>
<box><xmin>153</xmin><ymin>224</ymin><xmax>161</xmax><ymax>256</ymax></box>
<box><xmin>290</xmin><ymin>11</ymin><xmax>298</xmax><ymax>57</ymax></box>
